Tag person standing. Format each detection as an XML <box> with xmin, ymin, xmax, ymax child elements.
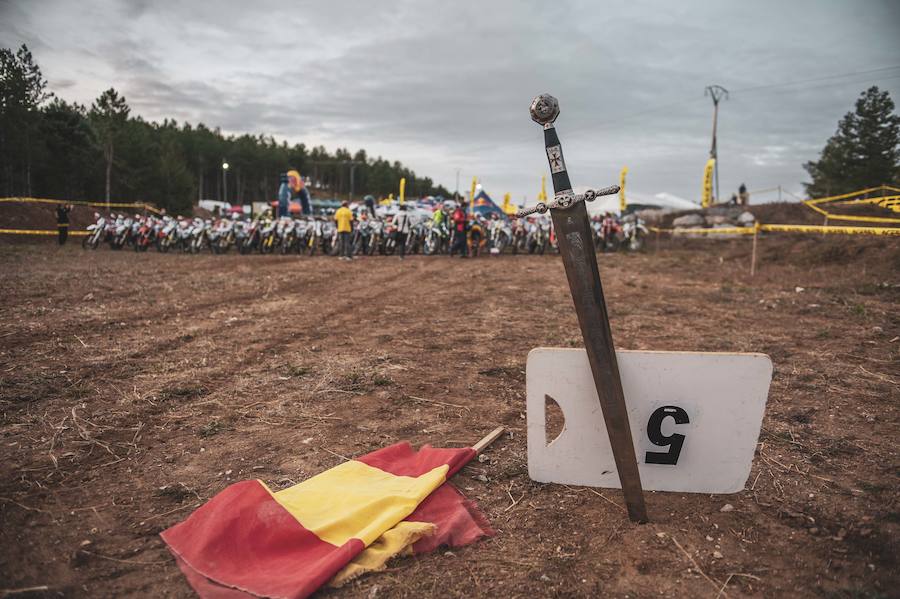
<box><xmin>450</xmin><ymin>201</ymin><xmax>468</xmax><ymax>258</ymax></box>
<box><xmin>56</xmin><ymin>203</ymin><xmax>72</xmax><ymax>245</ymax></box>
<box><xmin>335</xmin><ymin>200</ymin><xmax>354</xmax><ymax>260</ymax></box>
<box><xmin>393</xmin><ymin>204</ymin><xmax>411</xmax><ymax>260</ymax></box>
<box><xmin>739</xmin><ymin>183</ymin><xmax>749</xmax><ymax>207</ymax></box>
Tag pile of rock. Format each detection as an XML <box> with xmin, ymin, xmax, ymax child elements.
<box><xmin>672</xmin><ymin>207</ymin><xmax>757</xmax><ymax>232</ymax></box>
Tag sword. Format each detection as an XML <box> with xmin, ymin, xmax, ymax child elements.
<box><xmin>526</xmin><ymin>93</ymin><xmax>648</xmax><ymax>523</ymax></box>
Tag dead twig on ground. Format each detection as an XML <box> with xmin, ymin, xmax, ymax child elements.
<box><xmin>407</xmin><ymin>395</ymin><xmax>468</xmax><ymax>410</ymax></box>
<box><xmin>671</xmin><ymin>536</ymin><xmax>725</xmax><ymax>597</ymax></box>
<box><xmin>78</xmin><ymin>549</ymin><xmax>167</xmax><ymax>566</ymax></box>
<box><xmin>717</xmin><ymin>573</ymin><xmax>762</xmax><ymax>598</ymax></box>
<box><xmin>503</xmin><ymin>482</ymin><xmax>525</xmax><ymax>512</ymax></box>
<box><xmin>321</xmin><ymin>447</ymin><xmax>350</xmax><ymax>462</ymax></box>
<box><xmin>1</xmin><ymin>585</ymin><xmax>51</xmax><ymax>597</ymax></box>
<box><xmin>0</xmin><ymin>496</ymin><xmax>51</xmax><ymax>514</ymax></box>
<box><xmin>139</xmin><ymin>502</ymin><xmax>201</xmax><ymax>525</ymax></box>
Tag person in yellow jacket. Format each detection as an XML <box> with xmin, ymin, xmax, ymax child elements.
<box><xmin>335</xmin><ymin>201</ymin><xmax>354</xmax><ymax>260</ymax></box>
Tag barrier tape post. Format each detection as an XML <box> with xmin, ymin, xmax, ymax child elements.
<box><xmin>750</xmin><ymin>222</ymin><xmax>760</xmax><ymax>276</ymax></box>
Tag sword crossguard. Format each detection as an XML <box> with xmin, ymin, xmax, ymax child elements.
<box><xmin>513</xmin><ymin>185</ymin><xmax>619</xmax><ymax>219</ymax></box>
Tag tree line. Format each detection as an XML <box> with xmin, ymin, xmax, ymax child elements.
<box><xmin>0</xmin><ymin>44</ymin><xmax>451</xmax><ymax>215</ymax></box>
<box><xmin>803</xmin><ymin>86</ymin><xmax>900</xmax><ymax>198</ymax></box>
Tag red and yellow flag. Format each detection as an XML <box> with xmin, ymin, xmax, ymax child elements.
<box><xmin>161</xmin><ymin>443</ymin><xmax>491</xmax><ymax>599</ymax></box>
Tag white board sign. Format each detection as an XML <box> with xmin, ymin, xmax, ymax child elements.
<box><xmin>526</xmin><ymin>348</ymin><xmax>772</xmax><ymax>494</ymax></box>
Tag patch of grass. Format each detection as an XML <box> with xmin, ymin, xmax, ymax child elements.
<box><xmin>338</xmin><ymin>371</ymin><xmax>367</xmax><ymax>392</ymax></box>
<box><xmin>160</xmin><ymin>384</ymin><xmax>207</xmax><ymax>401</ymax></box>
<box><xmin>816</xmin><ymin>329</ymin><xmax>832</xmax><ymax>339</ymax></box>
<box><xmin>857</xmin><ymin>481</ymin><xmax>889</xmax><ymax>494</ymax></box>
<box><xmin>287</xmin><ymin>365</ymin><xmax>311</xmax><ymax>377</ymax></box>
<box><xmin>199</xmin><ymin>419</ymin><xmax>223</xmax><ymax>437</ymax></box>
<box><xmin>373</xmin><ymin>375</ymin><xmax>393</xmax><ymax>387</ymax></box>
<box><xmin>851</xmin><ymin>304</ymin><xmax>867</xmax><ymax>317</ymax></box>
<box><xmin>155</xmin><ymin>483</ymin><xmax>196</xmax><ymax>502</ymax></box>
<box><xmin>823</xmin><ymin>588</ymin><xmax>889</xmax><ymax>599</ymax></box>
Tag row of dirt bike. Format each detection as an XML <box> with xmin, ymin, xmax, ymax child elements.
<box><xmin>81</xmin><ymin>212</ymin><xmax>648</xmax><ymax>256</ymax></box>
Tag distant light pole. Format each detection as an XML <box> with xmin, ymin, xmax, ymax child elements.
<box><xmin>222</xmin><ymin>160</ymin><xmax>230</xmax><ymax>204</ymax></box>
<box><xmin>455</xmin><ymin>168</ymin><xmax>461</xmax><ymax>200</ymax></box>
<box><xmin>705</xmin><ymin>85</ymin><xmax>728</xmax><ymax>204</ymax></box>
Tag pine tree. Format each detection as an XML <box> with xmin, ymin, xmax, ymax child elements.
<box><xmin>804</xmin><ymin>86</ymin><xmax>900</xmax><ymax>197</ymax></box>
<box><xmin>90</xmin><ymin>88</ymin><xmax>130</xmax><ymax>204</ymax></box>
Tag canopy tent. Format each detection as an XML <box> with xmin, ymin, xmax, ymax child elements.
<box><xmin>471</xmin><ymin>188</ymin><xmax>509</xmax><ymax>220</ymax></box>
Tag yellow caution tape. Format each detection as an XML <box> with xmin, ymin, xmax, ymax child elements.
<box><xmin>0</xmin><ymin>228</ymin><xmax>88</xmax><ymax>236</ymax></box>
<box><xmin>805</xmin><ymin>186</ymin><xmax>886</xmax><ymax>205</ymax></box>
<box><xmin>760</xmin><ymin>224</ymin><xmax>900</xmax><ymax>236</ymax></box>
<box><xmin>655</xmin><ymin>223</ymin><xmax>900</xmax><ymax>236</ymax></box>
<box><xmin>0</xmin><ymin>197</ymin><xmax>161</xmax><ymax>214</ymax></box>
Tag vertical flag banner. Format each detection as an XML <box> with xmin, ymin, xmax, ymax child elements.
<box><xmin>162</xmin><ymin>442</ymin><xmax>492</xmax><ymax>599</ymax></box>
<box><xmin>399</xmin><ymin>178</ymin><xmax>406</xmax><ymax>204</ymax></box>
<box><xmin>538</xmin><ymin>175</ymin><xmax>548</xmax><ymax>203</ymax></box>
<box><xmin>619</xmin><ymin>166</ymin><xmax>628</xmax><ymax>213</ymax></box>
<box><xmin>469</xmin><ymin>177</ymin><xmax>477</xmax><ymax>214</ymax></box>
<box><xmin>702</xmin><ymin>158</ymin><xmax>715</xmax><ymax>208</ymax></box>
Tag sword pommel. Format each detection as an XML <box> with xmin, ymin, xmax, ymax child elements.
<box><xmin>530</xmin><ymin>94</ymin><xmax>560</xmax><ymax>126</ymax></box>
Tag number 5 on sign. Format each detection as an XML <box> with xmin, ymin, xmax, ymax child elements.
<box><xmin>526</xmin><ymin>348</ymin><xmax>773</xmax><ymax>494</ymax></box>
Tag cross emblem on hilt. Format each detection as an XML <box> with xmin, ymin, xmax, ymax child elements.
<box><xmin>514</xmin><ymin>94</ymin><xmax>620</xmax><ymax>219</ymax></box>
<box><xmin>521</xmin><ymin>93</ymin><xmax>649</xmax><ymax>523</ymax></box>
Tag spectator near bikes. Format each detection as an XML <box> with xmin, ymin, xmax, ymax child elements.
<box><xmin>738</xmin><ymin>183</ymin><xmax>750</xmax><ymax>207</ymax></box>
<box><xmin>450</xmin><ymin>201</ymin><xmax>468</xmax><ymax>258</ymax></box>
<box><xmin>364</xmin><ymin>195</ymin><xmax>376</xmax><ymax>218</ymax></box>
<box><xmin>56</xmin><ymin>203</ymin><xmax>72</xmax><ymax>245</ymax></box>
<box><xmin>393</xmin><ymin>203</ymin><xmax>411</xmax><ymax>260</ymax></box>
<box><xmin>469</xmin><ymin>214</ymin><xmax>484</xmax><ymax>257</ymax></box>
<box><xmin>335</xmin><ymin>201</ymin><xmax>354</xmax><ymax>261</ymax></box>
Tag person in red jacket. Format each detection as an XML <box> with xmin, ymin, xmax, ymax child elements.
<box><xmin>450</xmin><ymin>201</ymin><xmax>468</xmax><ymax>258</ymax></box>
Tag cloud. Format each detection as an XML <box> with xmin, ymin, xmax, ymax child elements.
<box><xmin>2</xmin><ymin>0</ymin><xmax>899</xmax><ymax>201</ymax></box>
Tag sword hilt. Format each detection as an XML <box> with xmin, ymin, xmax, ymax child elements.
<box><xmin>529</xmin><ymin>94</ymin><xmax>617</xmax><ymax>212</ymax></box>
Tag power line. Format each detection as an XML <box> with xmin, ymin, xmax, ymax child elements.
<box><xmin>731</xmin><ymin>64</ymin><xmax>900</xmax><ymax>94</ymax></box>
<box><xmin>453</xmin><ymin>68</ymin><xmax>900</xmax><ymax>158</ymax></box>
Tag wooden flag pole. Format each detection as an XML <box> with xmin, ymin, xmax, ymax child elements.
<box><xmin>473</xmin><ymin>426</ymin><xmax>506</xmax><ymax>455</ymax></box>
<box><xmin>526</xmin><ymin>94</ymin><xmax>648</xmax><ymax>523</ymax></box>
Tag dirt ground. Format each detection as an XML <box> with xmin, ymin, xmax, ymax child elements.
<box><xmin>1</xmin><ymin>235</ymin><xmax>897</xmax><ymax>598</ymax></box>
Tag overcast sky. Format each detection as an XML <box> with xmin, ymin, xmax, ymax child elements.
<box><xmin>2</xmin><ymin>0</ymin><xmax>899</xmax><ymax>204</ymax></box>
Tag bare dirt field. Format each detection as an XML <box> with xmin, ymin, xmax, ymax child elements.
<box><xmin>1</xmin><ymin>235</ymin><xmax>898</xmax><ymax>598</ymax></box>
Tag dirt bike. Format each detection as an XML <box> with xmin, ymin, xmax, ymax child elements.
<box><xmin>306</xmin><ymin>218</ymin><xmax>323</xmax><ymax>256</ymax></box>
<box><xmin>156</xmin><ymin>217</ymin><xmax>178</xmax><ymax>253</ymax></box>
<box><xmin>424</xmin><ymin>221</ymin><xmax>449</xmax><ymax>255</ymax></box>
<box><xmin>488</xmin><ymin>218</ymin><xmax>512</xmax><ymax>254</ymax></box>
<box><xmin>622</xmin><ymin>215</ymin><xmax>649</xmax><ymax>252</ymax></box>
<box><xmin>366</xmin><ymin>219</ymin><xmax>384</xmax><ymax>256</ymax></box>
<box><xmin>133</xmin><ymin>217</ymin><xmax>155</xmax><ymax>252</ymax></box>
<box><xmin>82</xmin><ymin>213</ymin><xmax>107</xmax><ymax>250</ymax></box>
<box><xmin>511</xmin><ymin>219</ymin><xmax>527</xmax><ymax>255</ymax></box>
<box><xmin>238</xmin><ymin>219</ymin><xmax>261</xmax><ymax>254</ymax></box>
<box><xmin>258</xmin><ymin>220</ymin><xmax>278</xmax><ymax>254</ymax></box>
<box><xmin>527</xmin><ymin>220</ymin><xmax>550</xmax><ymax>255</ymax></box>
<box><xmin>600</xmin><ymin>217</ymin><xmax>622</xmax><ymax>252</ymax></box>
